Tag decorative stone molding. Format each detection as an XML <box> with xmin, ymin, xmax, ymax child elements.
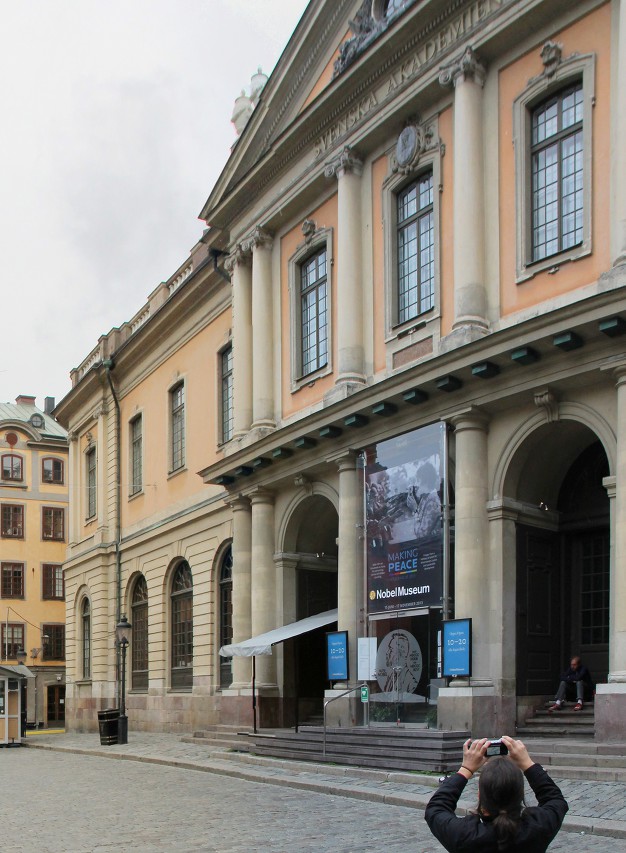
<box><xmin>333</xmin><ymin>0</ymin><xmax>385</xmax><ymax>78</ymax></box>
<box><xmin>294</xmin><ymin>474</ymin><xmax>313</xmax><ymax>495</ymax></box>
<box><xmin>439</xmin><ymin>46</ymin><xmax>486</xmax><ymax>88</ymax></box>
<box><xmin>390</xmin><ymin>117</ymin><xmax>440</xmax><ymax>175</ymax></box>
<box><xmin>533</xmin><ymin>388</ymin><xmax>559</xmax><ymax>423</ymax></box>
<box><xmin>224</xmin><ymin>243</ymin><xmax>252</xmax><ymax>274</ymax></box>
<box><xmin>539</xmin><ymin>40</ymin><xmax>563</xmax><ymax>79</ymax></box>
<box><xmin>244</xmin><ymin>227</ymin><xmax>273</xmax><ymax>252</ymax></box>
<box><xmin>92</xmin><ymin>405</ymin><xmax>108</xmax><ymax>420</ymax></box>
<box><xmin>324</xmin><ymin>146</ymin><xmax>364</xmax><ymax>179</ymax></box>
<box><xmin>302</xmin><ymin>219</ymin><xmax>317</xmax><ymax>243</ymax></box>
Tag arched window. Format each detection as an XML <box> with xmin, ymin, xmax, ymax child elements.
<box><xmin>171</xmin><ymin>561</ymin><xmax>193</xmax><ymax>689</ymax></box>
<box><xmin>1</xmin><ymin>454</ymin><xmax>23</xmax><ymax>482</ymax></box>
<box><xmin>131</xmin><ymin>576</ymin><xmax>148</xmax><ymax>690</ymax></box>
<box><xmin>219</xmin><ymin>547</ymin><xmax>233</xmax><ymax>688</ymax></box>
<box><xmin>82</xmin><ymin>599</ymin><xmax>91</xmax><ymax>679</ymax></box>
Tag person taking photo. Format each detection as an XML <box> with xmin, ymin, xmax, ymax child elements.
<box><xmin>424</xmin><ymin>735</ymin><xmax>568</xmax><ymax>852</ymax></box>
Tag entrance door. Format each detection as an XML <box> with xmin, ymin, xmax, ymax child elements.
<box><xmin>569</xmin><ymin>530</ymin><xmax>609</xmax><ymax>685</ymax></box>
<box><xmin>516</xmin><ymin>526</ymin><xmax>562</xmax><ymax>695</ymax></box>
<box><xmin>47</xmin><ymin>685</ymin><xmax>65</xmax><ymax>725</ymax></box>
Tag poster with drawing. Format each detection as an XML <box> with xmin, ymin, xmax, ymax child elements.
<box><xmin>365</xmin><ymin>422</ymin><xmax>445</xmax><ymax>615</ymax></box>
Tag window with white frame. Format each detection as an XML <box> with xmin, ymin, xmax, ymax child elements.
<box><xmin>397</xmin><ymin>172</ymin><xmax>435</xmax><ymax>324</ymax></box>
<box><xmin>170</xmin><ymin>382</ymin><xmax>185</xmax><ymax>472</ymax></box>
<box><xmin>86</xmin><ymin>447</ymin><xmax>96</xmax><ymax>519</ymax></box>
<box><xmin>513</xmin><ymin>48</ymin><xmax>594</xmax><ymax>281</ymax></box>
<box><xmin>129</xmin><ymin>415</ymin><xmax>143</xmax><ymax>496</ymax></box>
<box><xmin>288</xmin><ymin>226</ymin><xmax>333</xmax><ymax>390</ymax></box>
<box><xmin>81</xmin><ymin>598</ymin><xmax>91</xmax><ymax>679</ymax></box>
<box><xmin>220</xmin><ymin>346</ymin><xmax>233</xmax><ymax>444</ymax></box>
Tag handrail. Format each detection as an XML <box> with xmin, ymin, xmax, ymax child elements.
<box><xmin>323</xmin><ymin>684</ymin><xmax>362</xmax><ymax>756</ymax></box>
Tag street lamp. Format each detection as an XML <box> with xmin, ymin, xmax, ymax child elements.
<box><xmin>16</xmin><ymin>648</ymin><xmax>27</xmax><ymax>666</ymax></box>
<box><xmin>115</xmin><ymin>615</ymin><xmax>132</xmax><ymax>745</ymax></box>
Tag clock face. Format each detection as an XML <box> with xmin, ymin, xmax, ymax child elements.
<box><xmin>396</xmin><ymin>125</ymin><xmax>418</xmax><ymax>167</ymax></box>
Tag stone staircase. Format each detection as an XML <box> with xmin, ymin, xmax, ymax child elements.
<box><xmin>236</xmin><ymin>725</ymin><xmax>469</xmax><ymax>774</ymax></box>
<box><xmin>517</xmin><ymin>701</ymin><xmax>595</xmax><ymax>739</ymax></box>
<box><xmin>184</xmin><ymin>724</ymin><xmax>252</xmax><ymax>752</ymax></box>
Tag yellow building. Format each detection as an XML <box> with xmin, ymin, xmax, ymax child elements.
<box><xmin>58</xmin><ymin>0</ymin><xmax>626</xmax><ymax>742</ymax></box>
<box><xmin>0</xmin><ymin>396</ymin><xmax>68</xmax><ymax>728</ymax></box>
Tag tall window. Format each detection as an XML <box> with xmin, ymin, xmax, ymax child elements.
<box><xmin>531</xmin><ymin>83</ymin><xmax>583</xmax><ymax>262</ymax></box>
<box><xmin>1</xmin><ymin>504</ymin><xmax>24</xmax><ymax>538</ymax></box>
<box><xmin>42</xmin><ymin>507</ymin><xmax>65</xmax><ymax>541</ymax></box>
<box><xmin>130</xmin><ymin>416</ymin><xmax>143</xmax><ymax>496</ymax></box>
<box><xmin>131</xmin><ymin>575</ymin><xmax>149</xmax><ymax>690</ymax></box>
<box><xmin>300</xmin><ymin>248</ymin><xmax>328</xmax><ymax>377</ymax></box>
<box><xmin>1</xmin><ymin>623</ymin><xmax>24</xmax><ymax>659</ymax></box>
<box><xmin>82</xmin><ymin>599</ymin><xmax>91</xmax><ymax>679</ymax></box>
<box><xmin>219</xmin><ymin>547</ymin><xmax>233</xmax><ymax>688</ymax></box>
<box><xmin>1</xmin><ymin>562</ymin><xmax>24</xmax><ymax>598</ymax></box>
<box><xmin>43</xmin><ymin>564</ymin><xmax>64</xmax><ymax>600</ymax></box>
<box><xmin>86</xmin><ymin>447</ymin><xmax>97</xmax><ymax>518</ymax></box>
<box><xmin>221</xmin><ymin>346</ymin><xmax>234</xmax><ymax>444</ymax></box>
<box><xmin>1</xmin><ymin>454</ymin><xmax>23</xmax><ymax>481</ymax></box>
<box><xmin>42</xmin><ymin>625</ymin><xmax>65</xmax><ymax>660</ymax></box>
<box><xmin>170</xmin><ymin>383</ymin><xmax>185</xmax><ymax>472</ymax></box>
<box><xmin>397</xmin><ymin>172</ymin><xmax>434</xmax><ymax>324</ymax></box>
<box><xmin>171</xmin><ymin>560</ymin><xmax>193</xmax><ymax>689</ymax></box>
<box><xmin>42</xmin><ymin>457</ymin><xmax>64</xmax><ymax>484</ymax></box>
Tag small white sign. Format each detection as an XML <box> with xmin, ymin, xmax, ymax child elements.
<box><xmin>357</xmin><ymin>637</ymin><xmax>377</xmax><ymax>681</ymax></box>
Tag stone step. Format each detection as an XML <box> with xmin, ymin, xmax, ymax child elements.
<box><xmin>516</xmin><ymin>725</ymin><xmax>595</xmax><ymax>738</ymax></box>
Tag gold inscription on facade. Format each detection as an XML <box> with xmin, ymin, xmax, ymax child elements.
<box><xmin>314</xmin><ymin>0</ymin><xmax>506</xmax><ymax>157</ymax></box>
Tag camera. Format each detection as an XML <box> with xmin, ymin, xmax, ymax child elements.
<box><xmin>486</xmin><ymin>738</ymin><xmax>508</xmax><ymax>757</ymax></box>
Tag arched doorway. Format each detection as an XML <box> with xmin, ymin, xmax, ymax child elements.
<box><xmin>505</xmin><ymin>422</ymin><xmax>610</xmax><ymax>698</ymax></box>
<box><xmin>281</xmin><ymin>494</ymin><xmax>339</xmax><ymax>724</ymax></box>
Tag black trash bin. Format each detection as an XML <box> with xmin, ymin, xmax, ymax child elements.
<box><xmin>98</xmin><ymin>708</ymin><xmax>120</xmax><ymax>746</ymax></box>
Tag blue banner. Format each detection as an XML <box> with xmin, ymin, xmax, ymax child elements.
<box><xmin>442</xmin><ymin>618</ymin><xmax>472</xmax><ymax>677</ymax></box>
<box><xmin>327</xmin><ymin>631</ymin><xmax>349</xmax><ymax>681</ymax></box>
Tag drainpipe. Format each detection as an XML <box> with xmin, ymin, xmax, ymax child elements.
<box><xmin>102</xmin><ymin>358</ymin><xmax>122</xmax><ymax>704</ymax></box>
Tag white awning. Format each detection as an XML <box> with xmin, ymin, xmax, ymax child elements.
<box><xmin>220</xmin><ymin>608</ymin><xmax>338</xmax><ymax>657</ymax></box>
<box><xmin>0</xmin><ymin>664</ymin><xmax>35</xmax><ymax>679</ymax></box>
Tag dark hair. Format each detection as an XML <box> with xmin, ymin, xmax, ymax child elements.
<box><xmin>477</xmin><ymin>758</ymin><xmax>525</xmax><ymax>851</ymax></box>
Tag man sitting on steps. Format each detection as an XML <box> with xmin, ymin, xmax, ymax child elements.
<box><xmin>548</xmin><ymin>655</ymin><xmax>594</xmax><ymax>713</ymax></box>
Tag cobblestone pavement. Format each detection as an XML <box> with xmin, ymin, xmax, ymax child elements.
<box><xmin>12</xmin><ymin>731</ymin><xmax>626</xmax><ymax>852</ymax></box>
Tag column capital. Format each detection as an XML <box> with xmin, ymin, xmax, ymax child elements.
<box><xmin>324</xmin><ymin>146</ymin><xmax>363</xmax><ymax>179</ymax></box>
<box><xmin>603</xmin><ymin>475</ymin><xmax>617</xmax><ymax>500</ymax></box>
<box><xmin>249</xmin><ymin>486</ymin><xmax>275</xmax><ymax>506</ymax></box>
<box><xmin>439</xmin><ymin>46</ymin><xmax>486</xmax><ymax>89</ymax></box>
<box><xmin>449</xmin><ymin>405</ymin><xmax>490</xmax><ymax>431</ymax></box>
<box><xmin>333</xmin><ymin>449</ymin><xmax>360</xmax><ymax>473</ymax></box>
<box><xmin>244</xmin><ymin>226</ymin><xmax>273</xmax><ymax>252</ymax></box>
<box><xmin>225</xmin><ymin>244</ymin><xmax>251</xmax><ymax>274</ymax></box>
<box><xmin>227</xmin><ymin>495</ymin><xmax>252</xmax><ymax>512</ymax></box>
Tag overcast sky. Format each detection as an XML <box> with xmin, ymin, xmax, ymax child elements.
<box><xmin>0</xmin><ymin>0</ymin><xmax>309</xmax><ymax>409</ymax></box>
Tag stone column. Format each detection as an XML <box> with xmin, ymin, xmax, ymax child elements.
<box><xmin>250</xmin><ymin>488</ymin><xmax>276</xmax><ymax>687</ymax></box>
<box><xmin>325</xmin><ymin>147</ymin><xmax>366</xmax><ymax>388</ymax></box>
<box><xmin>438</xmin><ymin>408</ymin><xmax>494</xmax><ymax>735</ymax></box>
<box><xmin>226</xmin><ymin>246</ymin><xmax>253</xmax><ymax>438</ymax></box>
<box><xmin>439</xmin><ymin>47</ymin><xmax>488</xmax><ymax>334</ymax></box>
<box><xmin>229</xmin><ymin>496</ymin><xmax>252</xmax><ymax>688</ymax></box>
<box><xmin>336</xmin><ymin>451</ymin><xmax>363</xmax><ymax>684</ymax></box>
<box><xmin>247</xmin><ymin>227</ymin><xmax>275</xmax><ymax>430</ymax></box>
<box><xmin>452</xmin><ymin>408</ymin><xmax>490</xmax><ymax>676</ymax></box>
<box><xmin>614</xmin><ymin>1</ymin><xmax>626</xmax><ymax>265</ymax></box>
<box><xmin>609</xmin><ymin>367</ymin><xmax>626</xmax><ymax>678</ymax></box>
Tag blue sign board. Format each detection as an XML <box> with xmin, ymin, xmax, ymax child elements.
<box><xmin>327</xmin><ymin>631</ymin><xmax>349</xmax><ymax>681</ymax></box>
<box><xmin>442</xmin><ymin>618</ymin><xmax>472</xmax><ymax>677</ymax></box>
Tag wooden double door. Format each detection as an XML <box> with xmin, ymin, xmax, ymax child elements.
<box><xmin>516</xmin><ymin>525</ymin><xmax>609</xmax><ymax>696</ymax></box>
<box><xmin>47</xmin><ymin>685</ymin><xmax>65</xmax><ymax>725</ymax></box>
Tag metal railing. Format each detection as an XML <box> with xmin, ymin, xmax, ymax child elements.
<box><xmin>323</xmin><ymin>684</ymin><xmax>362</xmax><ymax>757</ymax></box>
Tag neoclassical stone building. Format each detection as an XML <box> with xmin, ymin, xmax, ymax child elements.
<box><xmin>58</xmin><ymin>0</ymin><xmax>626</xmax><ymax>740</ymax></box>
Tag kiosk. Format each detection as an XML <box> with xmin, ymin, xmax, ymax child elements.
<box><xmin>0</xmin><ymin>664</ymin><xmax>34</xmax><ymax>746</ymax></box>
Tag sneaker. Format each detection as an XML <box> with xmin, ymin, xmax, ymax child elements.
<box><xmin>574</xmin><ymin>702</ymin><xmax>583</xmax><ymax>711</ymax></box>
<box><xmin>547</xmin><ymin>703</ymin><xmax>561</xmax><ymax>713</ymax></box>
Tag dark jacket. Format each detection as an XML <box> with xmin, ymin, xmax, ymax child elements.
<box><xmin>424</xmin><ymin>764</ymin><xmax>568</xmax><ymax>852</ymax></box>
<box><xmin>561</xmin><ymin>664</ymin><xmax>593</xmax><ymax>688</ymax></box>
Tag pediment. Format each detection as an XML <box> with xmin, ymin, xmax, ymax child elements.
<box><xmin>200</xmin><ymin>0</ymin><xmax>371</xmax><ymax>226</ymax></box>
